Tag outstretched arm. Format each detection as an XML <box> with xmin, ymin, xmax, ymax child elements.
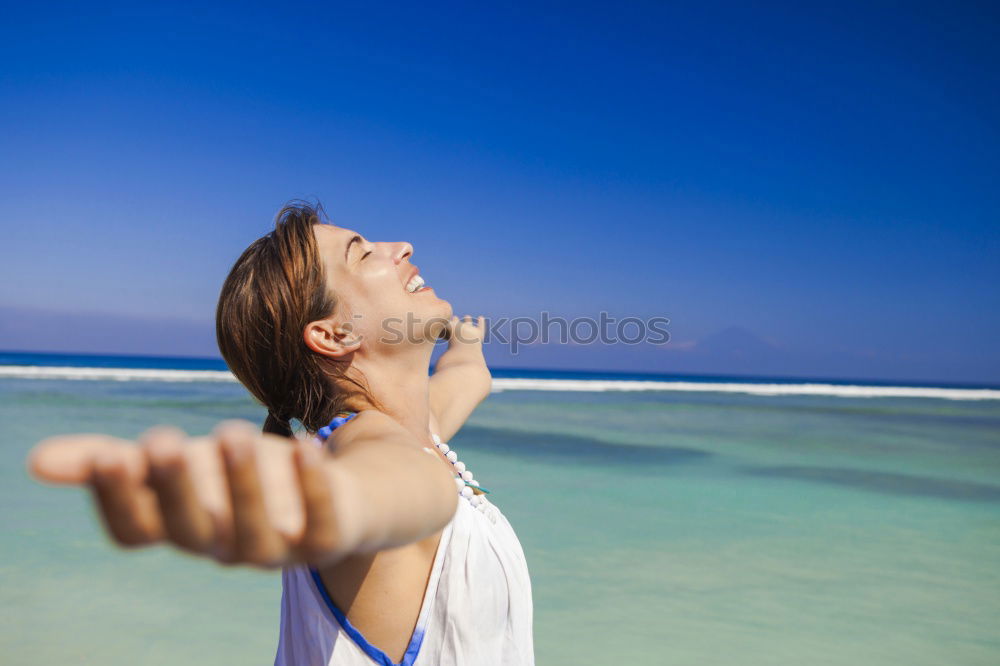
<box><xmin>27</xmin><ymin>411</ymin><xmax>457</xmax><ymax>568</ymax></box>
<box><xmin>429</xmin><ymin>315</ymin><xmax>492</xmax><ymax>442</ymax></box>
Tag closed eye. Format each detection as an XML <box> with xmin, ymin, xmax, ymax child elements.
<box><xmin>362</xmin><ymin>250</ymin><xmax>372</xmax><ymax>260</ymax></box>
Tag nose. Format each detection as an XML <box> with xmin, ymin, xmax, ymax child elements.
<box><xmin>392</xmin><ymin>241</ymin><xmax>413</xmax><ymax>264</ymax></box>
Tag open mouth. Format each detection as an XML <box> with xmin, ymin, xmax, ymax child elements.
<box><xmin>405</xmin><ymin>274</ymin><xmax>429</xmax><ymax>293</ymax></box>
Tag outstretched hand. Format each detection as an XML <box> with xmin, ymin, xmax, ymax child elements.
<box><xmin>27</xmin><ymin>421</ymin><xmax>360</xmax><ymax>568</ymax></box>
<box><xmin>443</xmin><ymin>315</ymin><xmax>487</xmax><ymax>348</ymax></box>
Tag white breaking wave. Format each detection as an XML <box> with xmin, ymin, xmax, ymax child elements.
<box><xmin>0</xmin><ymin>365</ymin><xmax>236</xmax><ymax>383</ymax></box>
<box><xmin>489</xmin><ymin>378</ymin><xmax>1000</xmax><ymax>401</ymax></box>
<box><xmin>0</xmin><ymin>365</ymin><xmax>997</xmax><ymax>401</ymax></box>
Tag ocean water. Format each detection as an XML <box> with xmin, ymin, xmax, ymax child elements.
<box><xmin>1</xmin><ymin>356</ymin><xmax>999</xmax><ymax>665</ymax></box>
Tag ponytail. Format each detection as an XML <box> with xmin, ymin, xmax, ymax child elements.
<box><xmin>264</xmin><ymin>410</ymin><xmax>294</xmax><ymax>438</ymax></box>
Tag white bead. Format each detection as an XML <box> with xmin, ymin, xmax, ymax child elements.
<box><xmin>438</xmin><ymin>442</ymin><xmax>449</xmax><ymax>454</ymax></box>
<box><xmin>431</xmin><ymin>433</ymin><xmax>441</xmax><ymax>444</ymax></box>
<box><xmin>461</xmin><ymin>470</ymin><xmax>473</xmax><ymax>482</ymax></box>
<box><xmin>461</xmin><ymin>486</ymin><xmax>473</xmax><ymax>498</ymax></box>
<box><xmin>446</xmin><ymin>451</ymin><xmax>458</xmax><ymax>463</ymax></box>
<box><xmin>477</xmin><ymin>503</ymin><xmax>487</xmax><ymax>512</ymax></box>
<box><xmin>470</xmin><ymin>494</ymin><xmax>481</xmax><ymax>506</ymax></box>
<box><xmin>453</xmin><ymin>461</ymin><xmax>466</xmax><ymax>473</ymax></box>
<box><xmin>469</xmin><ymin>479</ymin><xmax>480</xmax><ymax>487</ymax></box>
<box><xmin>454</xmin><ymin>477</ymin><xmax>466</xmax><ymax>490</ymax></box>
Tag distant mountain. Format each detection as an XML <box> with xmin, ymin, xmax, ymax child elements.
<box><xmin>481</xmin><ymin>322</ymin><xmax>998</xmax><ymax>384</ymax></box>
<box><xmin>661</xmin><ymin>325</ymin><xmax>786</xmax><ymax>375</ymax></box>
<box><xmin>688</xmin><ymin>326</ymin><xmax>782</xmax><ymax>359</ymax></box>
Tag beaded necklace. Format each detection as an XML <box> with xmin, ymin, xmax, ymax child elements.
<box><xmin>315</xmin><ymin>411</ymin><xmax>491</xmax><ymax>512</ymax></box>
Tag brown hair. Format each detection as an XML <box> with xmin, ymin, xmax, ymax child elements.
<box><xmin>216</xmin><ymin>201</ymin><xmax>373</xmax><ymax>437</ymax></box>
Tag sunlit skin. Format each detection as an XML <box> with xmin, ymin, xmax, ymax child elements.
<box><xmin>27</xmin><ymin>222</ymin><xmax>493</xmax><ymax>662</ymax></box>
<box><xmin>305</xmin><ymin>223</ymin><xmax>453</xmax><ymax>441</ymax></box>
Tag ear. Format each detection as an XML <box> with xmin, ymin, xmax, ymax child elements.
<box><xmin>303</xmin><ymin>318</ymin><xmax>362</xmax><ymax>358</ymax></box>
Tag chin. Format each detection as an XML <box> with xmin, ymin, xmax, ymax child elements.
<box><xmin>421</xmin><ymin>291</ymin><xmax>452</xmax><ymax>320</ymax></box>
<box><xmin>436</xmin><ymin>298</ymin><xmax>454</xmax><ymax>320</ymax></box>
<box><xmin>427</xmin><ymin>300</ymin><xmax>453</xmax><ymax>339</ymax></box>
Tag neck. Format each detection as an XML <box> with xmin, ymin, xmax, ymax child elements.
<box><xmin>350</xmin><ymin>342</ymin><xmax>436</xmax><ymax>441</ymax></box>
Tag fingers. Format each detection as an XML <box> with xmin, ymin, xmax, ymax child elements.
<box><xmin>292</xmin><ymin>440</ymin><xmax>342</xmax><ymax>565</ymax></box>
<box><xmin>31</xmin><ymin>432</ymin><xmax>165</xmax><ymax>549</ymax></box>
<box><xmin>28</xmin><ymin>434</ymin><xmax>133</xmax><ymax>484</ymax></box>
<box><xmin>218</xmin><ymin>422</ymin><xmax>287</xmax><ymax>566</ymax></box>
<box><xmin>143</xmin><ymin>426</ymin><xmax>215</xmax><ymax>554</ymax></box>
<box><xmin>91</xmin><ymin>446</ymin><xmax>165</xmax><ymax>547</ymax></box>
<box><xmin>34</xmin><ymin>421</ymin><xmax>306</xmax><ymax>568</ymax></box>
<box><xmin>449</xmin><ymin>315</ymin><xmax>485</xmax><ymax>331</ymax></box>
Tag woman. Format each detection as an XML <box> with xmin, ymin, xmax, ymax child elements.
<box><xmin>28</xmin><ymin>202</ymin><xmax>534</xmax><ymax>665</ymax></box>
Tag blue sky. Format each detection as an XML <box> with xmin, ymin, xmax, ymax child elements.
<box><xmin>1</xmin><ymin>2</ymin><xmax>997</xmax><ymax>383</ymax></box>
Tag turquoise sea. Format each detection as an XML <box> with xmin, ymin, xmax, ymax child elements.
<box><xmin>2</xmin><ymin>353</ymin><xmax>999</xmax><ymax>665</ymax></box>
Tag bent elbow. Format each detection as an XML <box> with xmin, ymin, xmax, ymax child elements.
<box><xmin>472</xmin><ymin>366</ymin><xmax>493</xmax><ymax>403</ymax></box>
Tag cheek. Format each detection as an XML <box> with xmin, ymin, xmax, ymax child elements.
<box><xmin>345</xmin><ymin>285</ymin><xmax>407</xmax><ymax>337</ymax></box>
<box><xmin>362</xmin><ymin>264</ymin><xmax>405</xmax><ymax>299</ymax></box>
<box><xmin>340</xmin><ymin>269</ymin><xmax>397</xmax><ymax>310</ymax></box>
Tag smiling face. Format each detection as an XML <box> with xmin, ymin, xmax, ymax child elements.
<box><xmin>311</xmin><ymin>223</ymin><xmax>453</xmax><ymax>354</ymax></box>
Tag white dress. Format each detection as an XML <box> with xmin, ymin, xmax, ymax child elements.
<box><xmin>273</xmin><ymin>442</ymin><xmax>535</xmax><ymax>666</ymax></box>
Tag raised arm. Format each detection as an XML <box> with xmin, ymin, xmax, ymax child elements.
<box><xmin>429</xmin><ymin>315</ymin><xmax>492</xmax><ymax>441</ymax></box>
<box><xmin>27</xmin><ymin>412</ymin><xmax>457</xmax><ymax>568</ymax></box>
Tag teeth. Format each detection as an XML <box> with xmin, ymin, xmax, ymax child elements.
<box><xmin>406</xmin><ymin>275</ymin><xmax>425</xmax><ymax>293</ymax></box>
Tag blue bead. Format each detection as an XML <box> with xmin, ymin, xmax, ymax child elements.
<box><xmin>319</xmin><ymin>412</ymin><xmax>357</xmax><ymax>441</ymax></box>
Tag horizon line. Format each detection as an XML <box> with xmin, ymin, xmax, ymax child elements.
<box><xmin>1</xmin><ymin>348</ymin><xmax>998</xmax><ymax>391</ymax></box>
